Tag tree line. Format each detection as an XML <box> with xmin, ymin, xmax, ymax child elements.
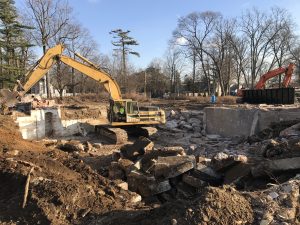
<box><xmin>1</xmin><ymin>0</ymin><xmax>300</xmax><ymax>98</ymax></box>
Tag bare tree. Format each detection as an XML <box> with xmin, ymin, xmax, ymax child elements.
<box><xmin>173</xmin><ymin>11</ymin><xmax>221</xmax><ymax>95</ymax></box>
<box><xmin>24</xmin><ymin>0</ymin><xmax>71</xmax><ymax>97</ymax></box>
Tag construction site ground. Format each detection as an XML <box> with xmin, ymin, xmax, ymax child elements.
<box><xmin>0</xmin><ymin>95</ymin><xmax>299</xmax><ymax>225</ymax></box>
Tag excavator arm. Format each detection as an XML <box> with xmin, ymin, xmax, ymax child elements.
<box><xmin>17</xmin><ymin>44</ymin><xmax>122</xmax><ymax>100</ymax></box>
<box><xmin>255</xmin><ymin>63</ymin><xmax>295</xmax><ymax>89</ymax></box>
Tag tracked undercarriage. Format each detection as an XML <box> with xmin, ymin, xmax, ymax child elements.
<box><xmin>95</xmin><ymin>125</ymin><xmax>157</xmax><ymax>144</ymax></box>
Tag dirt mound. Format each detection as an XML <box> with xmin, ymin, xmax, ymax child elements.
<box><xmin>0</xmin><ymin>115</ymin><xmax>141</xmax><ymax>224</ymax></box>
<box><xmin>89</xmin><ymin>186</ymin><xmax>254</xmax><ymax>225</ymax></box>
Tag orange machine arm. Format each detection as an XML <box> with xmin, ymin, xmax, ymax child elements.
<box><xmin>19</xmin><ymin>44</ymin><xmax>122</xmax><ymax>100</ymax></box>
<box><xmin>255</xmin><ymin>63</ymin><xmax>295</xmax><ymax>89</ymax></box>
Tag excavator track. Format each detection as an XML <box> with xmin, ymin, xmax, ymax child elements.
<box><xmin>95</xmin><ymin>126</ymin><xmax>158</xmax><ymax>144</ymax></box>
<box><xmin>95</xmin><ymin>126</ymin><xmax>128</xmax><ymax>144</ymax></box>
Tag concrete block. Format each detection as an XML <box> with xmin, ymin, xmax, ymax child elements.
<box><xmin>154</xmin><ymin>155</ymin><xmax>195</xmax><ymax>179</ymax></box>
<box><xmin>182</xmin><ymin>174</ymin><xmax>206</xmax><ymax>188</ymax></box>
<box><xmin>127</xmin><ymin>171</ymin><xmax>171</xmax><ymax>197</ymax></box>
<box><xmin>251</xmin><ymin>157</ymin><xmax>300</xmax><ymax>177</ymax></box>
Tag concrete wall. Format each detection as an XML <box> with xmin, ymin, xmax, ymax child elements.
<box><xmin>204</xmin><ymin>106</ymin><xmax>300</xmax><ymax>137</ymax></box>
<box><xmin>15</xmin><ymin>108</ymin><xmax>94</xmax><ymax>140</ymax></box>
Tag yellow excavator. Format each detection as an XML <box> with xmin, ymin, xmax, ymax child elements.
<box><xmin>1</xmin><ymin>44</ymin><xmax>165</xmax><ymax>143</ymax></box>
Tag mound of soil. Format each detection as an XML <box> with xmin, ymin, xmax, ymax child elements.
<box><xmin>90</xmin><ymin>186</ymin><xmax>254</xmax><ymax>225</ymax></box>
<box><xmin>0</xmin><ymin>115</ymin><xmax>140</xmax><ymax>225</ymax></box>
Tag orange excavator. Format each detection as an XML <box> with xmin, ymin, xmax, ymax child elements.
<box><xmin>237</xmin><ymin>63</ymin><xmax>295</xmax><ymax>97</ymax></box>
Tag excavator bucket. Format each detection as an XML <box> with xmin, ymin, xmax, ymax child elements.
<box><xmin>0</xmin><ymin>89</ymin><xmax>20</xmax><ymax>107</ymax></box>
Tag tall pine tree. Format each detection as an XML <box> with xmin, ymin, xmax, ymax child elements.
<box><xmin>0</xmin><ymin>0</ymin><xmax>32</xmax><ymax>88</ymax></box>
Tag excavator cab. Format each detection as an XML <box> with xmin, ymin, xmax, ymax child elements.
<box><xmin>109</xmin><ymin>99</ymin><xmax>165</xmax><ymax>125</ymax></box>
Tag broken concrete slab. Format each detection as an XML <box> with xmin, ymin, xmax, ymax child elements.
<box><xmin>154</xmin><ymin>155</ymin><xmax>196</xmax><ymax>179</ymax></box>
<box><xmin>117</xmin><ymin>158</ymin><xmax>135</xmax><ymax>174</ymax></box>
<box><xmin>127</xmin><ymin>171</ymin><xmax>171</xmax><ymax>197</ymax></box>
<box><xmin>191</xmin><ymin>163</ymin><xmax>222</xmax><ymax>185</ymax></box>
<box><xmin>211</xmin><ymin>152</ymin><xmax>248</xmax><ymax>172</ymax></box>
<box><xmin>251</xmin><ymin>157</ymin><xmax>300</xmax><ymax>177</ymax></box>
<box><xmin>120</xmin><ymin>137</ymin><xmax>154</xmax><ymax>160</ymax></box>
<box><xmin>140</xmin><ymin>147</ymin><xmax>186</xmax><ymax>173</ymax></box>
<box><xmin>182</xmin><ymin>174</ymin><xmax>206</xmax><ymax>188</ymax></box>
<box><xmin>223</xmin><ymin>163</ymin><xmax>252</xmax><ymax>184</ymax></box>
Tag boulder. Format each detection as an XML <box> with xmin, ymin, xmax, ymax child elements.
<box><xmin>154</xmin><ymin>155</ymin><xmax>196</xmax><ymax>179</ymax></box>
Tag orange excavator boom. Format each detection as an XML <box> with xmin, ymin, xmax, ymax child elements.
<box><xmin>255</xmin><ymin>63</ymin><xmax>295</xmax><ymax>89</ymax></box>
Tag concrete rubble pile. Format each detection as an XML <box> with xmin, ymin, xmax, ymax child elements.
<box><xmin>160</xmin><ymin>109</ymin><xmax>206</xmax><ymax>137</ymax></box>
<box><xmin>106</xmin><ymin>136</ymin><xmax>254</xmax><ymax>201</ymax></box>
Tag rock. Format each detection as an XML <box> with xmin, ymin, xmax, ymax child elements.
<box><xmin>178</xmin><ymin>120</ymin><xmax>187</xmax><ymax>128</ymax></box>
<box><xmin>188</xmin><ymin>118</ymin><xmax>201</xmax><ymax>125</ymax></box>
<box><xmin>191</xmin><ymin>163</ymin><xmax>222</xmax><ymax>185</ymax></box>
<box><xmin>115</xmin><ymin>180</ymin><xmax>128</xmax><ymax>190</ymax></box>
<box><xmin>170</xmin><ymin>110</ymin><xmax>176</xmax><ymax>117</ymax></box>
<box><xmin>118</xmin><ymin>158</ymin><xmax>135</xmax><ymax>174</ymax></box>
<box><xmin>154</xmin><ymin>155</ymin><xmax>196</xmax><ymax>179</ymax></box>
<box><xmin>183</xmin><ymin>124</ymin><xmax>193</xmax><ymax>130</ymax></box>
<box><xmin>129</xmin><ymin>191</ymin><xmax>142</xmax><ymax>203</ymax></box>
<box><xmin>179</xmin><ymin>116</ymin><xmax>185</xmax><ymax>121</ymax></box>
<box><xmin>182</xmin><ymin>174</ymin><xmax>206</xmax><ymax>188</ymax></box>
<box><xmin>191</xmin><ymin>132</ymin><xmax>202</xmax><ymax>138</ymax></box>
<box><xmin>206</xmin><ymin>134</ymin><xmax>221</xmax><ymax>140</ymax></box>
<box><xmin>121</xmin><ymin>137</ymin><xmax>153</xmax><ymax>160</ymax></box>
<box><xmin>161</xmin><ymin>146</ymin><xmax>185</xmax><ymax>155</ymax></box>
<box><xmin>251</xmin><ymin>157</ymin><xmax>300</xmax><ymax>177</ymax></box>
<box><xmin>211</xmin><ymin>152</ymin><xmax>248</xmax><ymax>172</ymax></box>
<box><xmin>127</xmin><ymin>171</ymin><xmax>171</xmax><ymax>197</ymax></box>
<box><xmin>7</xmin><ymin>150</ymin><xmax>19</xmax><ymax>156</ymax></box>
<box><xmin>93</xmin><ymin>143</ymin><xmax>103</xmax><ymax>148</ymax></box>
<box><xmin>280</xmin><ymin>122</ymin><xmax>300</xmax><ymax>138</ymax></box>
<box><xmin>261</xmin><ymin>139</ymin><xmax>287</xmax><ymax>158</ymax></box>
<box><xmin>165</xmin><ymin>120</ymin><xmax>178</xmax><ymax>129</ymax></box>
<box><xmin>59</xmin><ymin>140</ymin><xmax>85</xmax><ymax>152</ymax></box>
<box><xmin>108</xmin><ymin>162</ymin><xmax>125</xmax><ymax>180</ymax></box>
<box><xmin>193</xmin><ymin>126</ymin><xmax>202</xmax><ymax>133</ymax></box>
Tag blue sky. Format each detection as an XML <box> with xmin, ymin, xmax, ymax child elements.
<box><xmin>16</xmin><ymin>0</ymin><xmax>300</xmax><ymax>69</ymax></box>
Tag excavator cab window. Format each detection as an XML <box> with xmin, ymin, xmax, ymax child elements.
<box><xmin>126</xmin><ymin>101</ymin><xmax>139</xmax><ymax>114</ymax></box>
<box><xmin>110</xmin><ymin>100</ymin><xmax>126</xmax><ymax>122</ymax></box>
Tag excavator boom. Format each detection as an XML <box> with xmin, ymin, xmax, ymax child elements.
<box><xmin>255</xmin><ymin>63</ymin><xmax>295</xmax><ymax>89</ymax></box>
<box><xmin>17</xmin><ymin>44</ymin><xmax>122</xmax><ymax>100</ymax></box>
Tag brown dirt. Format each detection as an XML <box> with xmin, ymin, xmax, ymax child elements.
<box><xmin>0</xmin><ymin>115</ymin><xmax>141</xmax><ymax>225</ymax></box>
<box><xmin>88</xmin><ymin>186</ymin><xmax>254</xmax><ymax>225</ymax></box>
